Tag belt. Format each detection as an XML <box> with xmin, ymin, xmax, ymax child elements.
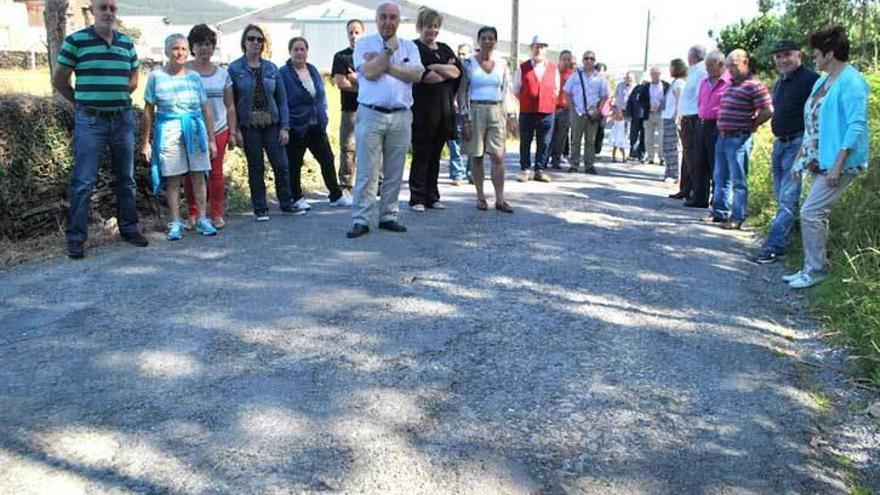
<box><xmin>698</xmin><ymin>118</ymin><xmax>716</xmax><ymax>125</ymax></box>
<box><xmin>471</xmin><ymin>100</ymin><xmax>502</xmax><ymax>105</ymax></box>
<box><xmin>361</xmin><ymin>103</ymin><xmax>408</xmax><ymax>114</ymax></box>
<box><xmin>775</xmin><ymin>132</ymin><xmax>803</xmax><ymax>143</ymax></box>
<box><xmin>719</xmin><ymin>130</ymin><xmax>751</xmax><ymax>138</ymax></box>
<box><xmin>81</xmin><ymin>106</ymin><xmax>127</xmax><ymax>118</ymax></box>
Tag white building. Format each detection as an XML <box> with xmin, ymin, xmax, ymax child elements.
<box><xmin>212</xmin><ymin>0</ymin><xmax>543</xmax><ymax>71</ymax></box>
<box><xmin>0</xmin><ymin>0</ymin><xmax>47</xmax><ymax>52</ymax></box>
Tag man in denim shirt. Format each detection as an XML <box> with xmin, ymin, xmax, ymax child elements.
<box><xmin>52</xmin><ymin>0</ymin><xmax>149</xmax><ymax>259</ymax></box>
<box><xmin>752</xmin><ymin>41</ymin><xmax>819</xmax><ymax>264</ymax></box>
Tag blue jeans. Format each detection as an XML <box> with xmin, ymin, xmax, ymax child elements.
<box><xmin>519</xmin><ymin>112</ymin><xmax>554</xmax><ymax>171</ymax></box>
<box><xmin>763</xmin><ymin>136</ymin><xmax>804</xmax><ymax>253</ymax></box>
<box><xmin>447</xmin><ymin>139</ymin><xmax>466</xmax><ymax>180</ymax></box>
<box><xmin>711</xmin><ymin>134</ymin><xmax>753</xmax><ymax>221</ymax></box>
<box><xmin>66</xmin><ymin>106</ymin><xmax>139</xmax><ymax>244</ymax></box>
<box><xmin>242</xmin><ymin>124</ymin><xmax>292</xmax><ymax>213</ymax></box>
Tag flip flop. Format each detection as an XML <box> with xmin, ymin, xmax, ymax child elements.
<box><xmin>495</xmin><ymin>202</ymin><xmax>514</xmax><ymax>213</ymax></box>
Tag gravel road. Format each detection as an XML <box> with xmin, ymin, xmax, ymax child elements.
<box><xmin>0</xmin><ymin>154</ymin><xmax>854</xmax><ymax>494</ymax></box>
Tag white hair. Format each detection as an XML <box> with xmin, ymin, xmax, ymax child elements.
<box><xmin>688</xmin><ymin>45</ymin><xmax>707</xmax><ymax>62</ymax></box>
<box><xmin>375</xmin><ymin>1</ymin><xmax>401</xmax><ymax>14</ymax></box>
<box><xmin>164</xmin><ymin>33</ymin><xmax>187</xmax><ymax>54</ymax></box>
<box><xmin>705</xmin><ymin>50</ymin><xmax>725</xmax><ymax>65</ymax></box>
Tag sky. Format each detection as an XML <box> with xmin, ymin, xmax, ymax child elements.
<box><xmin>236</xmin><ymin>0</ymin><xmax>760</xmax><ymax>69</ymax></box>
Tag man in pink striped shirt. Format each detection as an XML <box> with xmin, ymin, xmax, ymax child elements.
<box><xmin>706</xmin><ymin>49</ymin><xmax>772</xmax><ymax>229</ymax></box>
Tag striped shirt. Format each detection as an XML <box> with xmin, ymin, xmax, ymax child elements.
<box><xmin>144</xmin><ymin>70</ymin><xmax>207</xmax><ymax>144</ymax></box>
<box><xmin>716</xmin><ymin>73</ymin><xmax>772</xmax><ymax>132</ymax></box>
<box><xmin>57</xmin><ymin>27</ymin><xmax>138</xmax><ymax>110</ymax></box>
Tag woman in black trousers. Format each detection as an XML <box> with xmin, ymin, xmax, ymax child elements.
<box><xmin>409</xmin><ymin>7</ymin><xmax>461</xmax><ymax>212</ymax></box>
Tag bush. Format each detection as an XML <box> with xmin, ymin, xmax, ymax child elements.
<box><xmin>748</xmin><ymin>72</ymin><xmax>880</xmax><ymax>380</ymax></box>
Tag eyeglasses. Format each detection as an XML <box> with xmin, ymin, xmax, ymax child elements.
<box><xmin>246</xmin><ymin>36</ymin><xmax>265</xmax><ymax>44</ymax></box>
<box><xmin>583</xmin><ymin>56</ymin><xmax>595</xmax><ymax>61</ymax></box>
<box><xmin>95</xmin><ymin>4</ymin><xmax>117</xmax><ymax>12</ymax></box>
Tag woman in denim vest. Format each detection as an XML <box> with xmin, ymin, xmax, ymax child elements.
<box><xmin>279</xmin><ymin>36</ymin><xmax>348</xmax><ymax>214</ymax></box>
<box><xmin>228</xmin><ymin>24</ymin><xmax>293</xmax><ymax>221</ymax></box>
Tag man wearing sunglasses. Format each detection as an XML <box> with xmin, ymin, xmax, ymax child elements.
<box><xmin>52</xmin><ymin>0</ymin><xmax>148</xmax><ymax>259</ymax></box>
<box><xmin>562</xmin><ymin>50</ymin><xmax>608</xmax><ymax>174</ymax></box>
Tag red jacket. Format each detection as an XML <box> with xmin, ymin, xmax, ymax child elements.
<box><xmin>519</xmin><ymin>60</ymin><xmax>557</xmax><ymax>114</ymax></box>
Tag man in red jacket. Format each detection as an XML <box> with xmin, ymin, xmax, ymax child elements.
<box><xmin>514</xmin><ymin>36</ymin><xmax>559</xmax><ymax>183</ymax></box>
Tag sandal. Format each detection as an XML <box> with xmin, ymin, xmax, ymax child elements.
<box><xmin>476</xmin><ymin>199</ymin><xmax>488</xmax><ymax>211</ymax></box>
<box><xmin>495</xmin><ymin>202</ymin><xmax>514</xmax><ymax>213</ymax></box>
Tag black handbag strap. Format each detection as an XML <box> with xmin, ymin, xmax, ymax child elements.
<box><xmin>578</xmin><ymin>69</ymin><xmax>589</xmax><ymax>115</ymax></box>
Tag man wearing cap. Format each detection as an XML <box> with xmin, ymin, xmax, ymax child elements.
<box><xmin>751</xmin><ymin>41</ymin><xmax>819</xmax><ymax>263</ymax></box>
<box><xmin>346</xmin><ymin>1</ymin><xmax>424</xmax><ymax>238</ymax></box>
<box><xmin>514</xmin><ymin>36</ymin><xmax>559</xmax><ymax>183</ymax></box>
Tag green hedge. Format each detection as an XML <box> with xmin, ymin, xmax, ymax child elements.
<box><xmin>748</xmin><ymin>72</ymin><xmax>880</xmax><ymax>380</ymax></box>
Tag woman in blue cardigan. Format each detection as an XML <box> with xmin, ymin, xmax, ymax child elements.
<box><xmin>784</xmin><ymin>26</ymin><xmax>870</xmax><ymax>289</ymax></box>
<box><xmin>280</xmin><ymin>37</ymin><xmax>349</xmax><ymax>214</ymax></box>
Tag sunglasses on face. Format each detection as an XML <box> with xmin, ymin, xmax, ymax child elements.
<box><xmin>583</xmin><ymin>57</ymin><xmax>595</xmax><ymax>61</ymax></box>
<box><xmin>95</xmin><ymin>4</ymin><xmax>117</xmax><ymax>12</ymax></box>
<box><xmin>246</xmin><ymin>36</ymin><xmax>265</xmax><ymax>44</ymax></box>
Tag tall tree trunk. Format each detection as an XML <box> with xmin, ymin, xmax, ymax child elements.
<box><xmin>44</xmin><ymin>0</ymin><xmax>69</xmax><ymax>80</ymax></box>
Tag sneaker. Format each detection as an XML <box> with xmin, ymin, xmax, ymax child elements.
<box><xmin>195</xmin><ymin>218</ymin><xmax>218</xmax><ymax>236</ymax></box>
<box><xmin>428</xmin><ymin>201</ymin><xmax>446</xmax><ymax>209</ymax></box>
<box><xmin>294</xmin><ymin>197</ymin><xmax>311</xmax><ymax>215</ymax></box>
<box><xmin>517</xmin><ymin>170</ymin><xmax>531</xmax><ymax>182</ymax></box>
<box><xmin>330</xmin><ymin>195</ymin><xmax>353</xmax><ymax>207</ymax></box>
<box><xmin>534</xmin><ymin>171</ymin><xmax>552</xmax><ymax>183</ymax></box>
<box><xmin>167</xmin><ymin>221</ymin><xmax>185</xmax><ymax>241</ymax></box>
<box><xmin>410</xmin><ymin>203</ymin><xmax>426</xmax><ymax>212</ymax></box>
<box><xmin>789</xmin><ymin>272</ymin><xmax>827</xmax><ymax>289</ymax></box>
<box><xmin>782</xmin><ymin>270</ymin><xmax>804</xmax><ymax>282</ymax></box>
<box><xmin>751</xmin><ymin>250</ymin><xmax>781</xmax><ymax>264</ymax></box>
<box><xmin>255</xmin><ymin>210</ymin><xmax>270</xmax><ymax>222</ymax></box>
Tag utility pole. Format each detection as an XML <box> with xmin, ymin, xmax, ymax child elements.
<box><xmin>642</xmin><ymin>9</ymin><xmax>651</xmax><ymax>72</ymax></box>
<box><xmin>511</xmin><ymin>0</ymin><xmax>519</xmax><ymax>65</ymax></box>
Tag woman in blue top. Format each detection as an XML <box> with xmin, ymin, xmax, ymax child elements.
<box><xmin>228</xmin><ymin>24</ymin><xmax>293</xmax><ymax>222</ymax></box>
<box><xmin>279</xmin><ymin>36</ymin><xmax>348</xmax><ymax>214</ymax></box>
<box><xmin>141</xmin><ymin>34</ymin><xmax>218</xmax><ymax>241</ymax></box>
<box><xmin>784</xmin><ymin>26</ymin><xmax>870</xmax><ymax>289</ymax></box>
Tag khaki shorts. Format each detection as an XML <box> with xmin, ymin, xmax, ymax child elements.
<box><xmin>158</xmin><ymin>123</ymin><xmax>211</xmax><ymax>177</ymax></box>
<box><xmin>463</xmin><ymin>103</ymin><xmax>506</xmax><ymax>157</ymax></box>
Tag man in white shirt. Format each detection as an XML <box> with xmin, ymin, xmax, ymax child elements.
<box><xmin>347</xmin><ymin>1</ymin><xmax>424</xmax><ymax>239</ymax></box>
<box><xmin>562</xmin><ymin>50</ymin><xmax>608</xmax><ymax>174</ymax></box>
<box><xmin>671</xmin><ymin>45</ymin><xmax>707</xmax><ymax>200</ymax></box>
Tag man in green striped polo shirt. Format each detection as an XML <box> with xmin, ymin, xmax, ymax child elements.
<box><xmin>52</xmin><ymin>0</ymin><xmax>148</xmax><ymax>259</ymax></box>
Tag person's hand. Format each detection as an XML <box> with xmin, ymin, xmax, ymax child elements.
<box><xmin>227</xmin><ymin>133</ymin><xmax>237</xmax><ymax>150</ymax></box>
<box><xmin>209</xmin><ymin>139</ymin><xmax>218</xmax><ymax>160</ymax></box>
<box><xmin>141</xmin><ymin>143</ymin><xmax>151</xmax><ymax>163</ymax></box>
<box><xmin>363</xmin><ymin>52</ymin><xmax>378</xmax><ymax>62</ymax></box>
<box><xmin>279</xmin><ymin>128</ymin><xmax>289</xmax><ymax>147</ymax></box>
<box><xmin>462</xmin><ymin>121</ymin><xmax>471</xmax><ymax>142</ymax></box>
<box><xmin>235</xmin><ymin>129</ymin><xmax>244</xmax><ymax>148</ymax></box>
<box><xmin>384</xmin><ymin>35</ymin><xmax>399</xmax><ymax>52</ymax></box>
<box><xmin>826</xmin><ymin>167</ymin><xmax>841</xmax><ymax>187</ymax></box>
<box><xmin>506</xmin><ymin>115</ymin><xmax>518</xmax><ymax>135</ymax></box>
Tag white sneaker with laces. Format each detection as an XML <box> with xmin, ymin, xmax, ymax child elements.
<box><xmin>294</xmin><ymin>197</ymin><xmax>311</xmax><ymax>213</ymax></box>
<box><xmin>788</xmin><ymin>272</ymin><xmax>827</xmax><ymax>289</ymax></box>
<box><xmin>330</xmin><ymin>195</ymin><xmax>353</xmax><ymax>207</ymax></box>
<box><xmin>410</xmin><ymin>204</ymin><xmax>426</xmax><ymax>212</ymax></box>
<box><xmin>782</xmin><ymin>271</ymin><xmax>803</xmax><ymax>282</ymax></box>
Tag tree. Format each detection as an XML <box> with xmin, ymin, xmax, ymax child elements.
<box><xmin>716</xmin><ymin>14</ymin><xmax>787</xmax><ymax>75</ymax></box>
<box><xmin>43</xmin><ymin>0</ymin><xmax>69</xmax><ymax>78</ymax></box>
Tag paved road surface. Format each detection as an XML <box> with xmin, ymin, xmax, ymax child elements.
<box><xmin>0</xmin><ymin>155</ymin><xmax>836</xmax><ymax>494</ymax></box>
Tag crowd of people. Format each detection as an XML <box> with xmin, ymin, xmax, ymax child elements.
<box><xmin>54</xmin><ymin>0</ymin><xmax>870</xmax><ymax>289</ymax></box>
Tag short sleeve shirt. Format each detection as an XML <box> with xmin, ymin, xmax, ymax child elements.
<box><xmin>716</xmin><ymin>74</ymin><xmax>773</xmax><ymax>132</ymax></box>
<box><xmin>197</xmin><ymin>66</ymin><xmax>232</xmax><ymax>133</ymax></box>
<box><xmin>57</xmin><ymin>27</ymin><xmax>139</xmax><ymax>110</ymax></box>
<box><xmin>353</xmin><ymin>34</ymin><xmax>424</xmax><ymax>109</ymax></box>
<box><xmin>331</xmin><ymin>47</ymin><xmax>359</xmax><ymax>112</ymax></box>
<box><xmin>144</xmin><ymin>69</ymin><xmax>207</xmax><ymax>143</ymax></box>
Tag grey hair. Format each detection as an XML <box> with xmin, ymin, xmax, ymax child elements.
<box><xmin>705</xmin><ymin>50</ymin><xmax>725</xmax><ymax>65</ymax></box>
<box><xmin>688</xmin><ymin>45</ymin><xmax>707</xmax><ymax>62</ymax></box>
<box><xmin>164</xmin><ymin>33</ymin><xmax>187</xmax><ymax>54</ymax></box>
<box><xmin>375</xmin><ymin>1</ymin><xmax>401</xmax><ymax>14</ymax></box>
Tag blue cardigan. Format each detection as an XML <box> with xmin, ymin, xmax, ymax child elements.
<box><xmin>811</xmin><ymin>64</ymin><xmax>870</xmax><ymax>171</ymax></box>
<box><xmin>279</xmin><ymin>61</ymin><xmax>329</xmax><ymax>138</ymax></box>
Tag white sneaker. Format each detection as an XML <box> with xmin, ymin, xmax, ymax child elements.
<box><xmin>294</xmin><ymin>197</ymin><xmax>311</xmax><ymax>215</ymax></box>
<box><xmin>788</xmin><ymin>272</ymin><xmax>827</xmax><ymax>289</ymax></box>
<box><xmin>782</xmin><ymin>271</ymin><xmax>803</xmax><ymax>282</ymax></box>
<box><xmin>330</xmin><ymin>195</ymin><xmax>353</xmax><ymax>207</ymax></box>
<box><xmin>410</xmin><ymin>204</ymin><xmax>426</xmax><ymax>212</ymax></box>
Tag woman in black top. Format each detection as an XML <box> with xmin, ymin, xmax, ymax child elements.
<box><xmin>408</xmin><ymin>7</ymin><xmax>461</xmax><ymax>212</ymax></box>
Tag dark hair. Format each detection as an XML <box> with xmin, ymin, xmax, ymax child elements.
<box><xmin>670</xmin><ymin>58</ymin><xmax>688</xmax><ymax>78</ymax></box>
<box><xmin>346</xmin><ymin>19</ymin><xmax>364</xmax><ymax>30</ymax></box>
<box><xmin>595</xmin><ymin>62</ymin><xmax>607</xmax><ymax>72</ymax></box>
<box><xmin>477</xmin><ymin>26</ymin><xmax>497</xmax><ymax>41</ymax></box>
<box><xmin>240</xmin><ymin>24</ymin><xmax>268</xmax><ymax>56</ymax></box>
<box><xmin>288</xmin><ymin>36</ymin><xmax>308</xmax><ymax>52</ymax></box>
<box><xmin>559</xmin><ymin>49</ymin><xmax>572</xmax><ymax>58</ymax></box>
<box><xmin>810</xmin><ymin>25</ymin><xmax>849</xmax><ymax>61</ymax></box>
<box><xmin>187</xmin><ymin>24</ymin><xmax>216</xmax><ymax>53</ymax></box>
<box><xmin>416</xmin><ymin>6</ymin><xmax>442</xmax><ymax>29</ymax></box>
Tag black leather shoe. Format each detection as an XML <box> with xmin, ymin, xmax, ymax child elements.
<box><xmin>668</xmin><ymin>192</ymin><xmax>687</xmax><ymax>199</ymax></box>
<box><xmin>378</xmin><ymin>220</ymin><xmax>407</xmax><ymax>232</ymax></box>
<box><xmin>683</xmin><ymin>200</ymin><xmax>709</xmax><ymax>208</ymax></box>
<box><xmin>347</xmin><ymin>224</ymin><xmax>369</xmax><ymax>238</ymax></box>
<box><xmin>67</xmin><ymin>242</ymin><xmax>85</xmax><ymax>259</ymax></box>
<box><xmin>121</xmin><ymin>232</ymin><xmax>149</xmax><ymax>247</ymax></box>
<box><xmin>584</xmin><ymin>167</ymin><xmax>598</xmax><ymax>175</ymax></box>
